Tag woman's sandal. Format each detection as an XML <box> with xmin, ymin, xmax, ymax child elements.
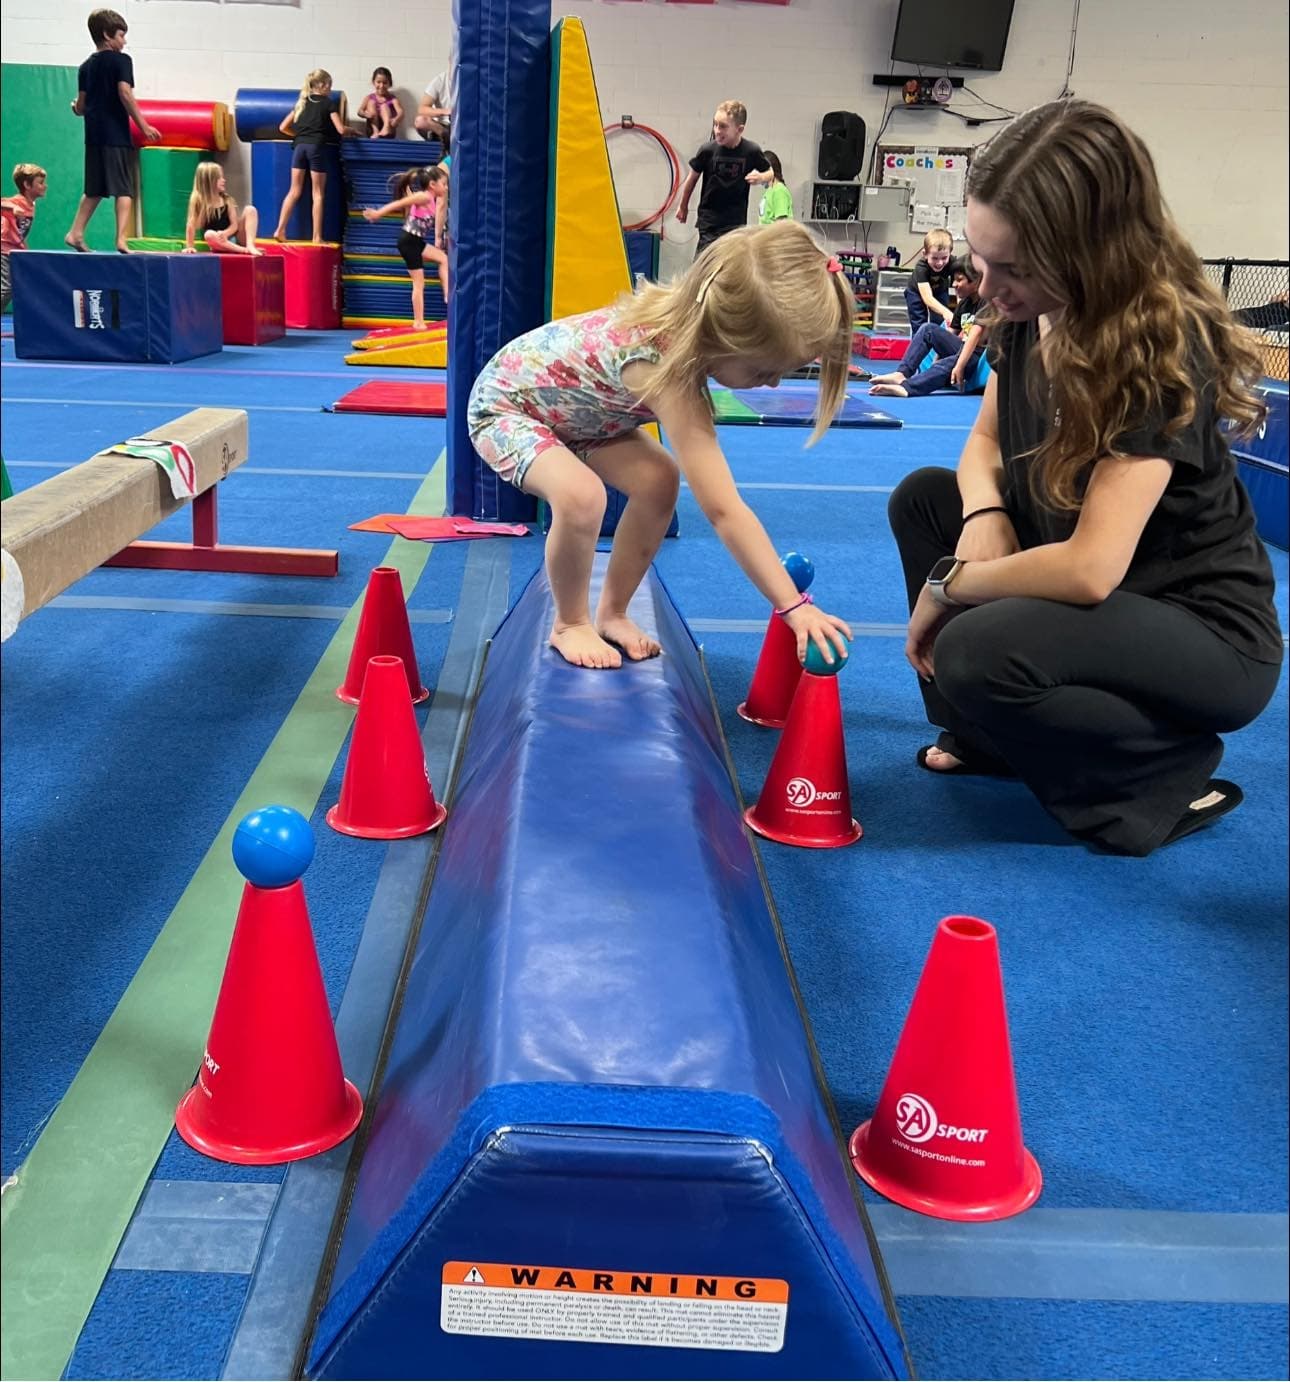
<box><xmin>1162</xmin><ymin>779</ymin><xmax>1244</xmax><ymax>846</ymax></box>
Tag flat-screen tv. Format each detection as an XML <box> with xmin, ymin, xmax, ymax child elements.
<box><xmin>890</xmin><ymin>0</ymin><xmax>1016</xmax><ymax>72</ymax></box>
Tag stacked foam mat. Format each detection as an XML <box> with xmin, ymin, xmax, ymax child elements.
<box><xmin>340</xmin><ymin>137</ymin><xmax>445</xmax><ymax>328</ymax></box>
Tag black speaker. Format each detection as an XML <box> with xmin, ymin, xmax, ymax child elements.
<box><xmin>817</xmin><ymin>110</ymin><xmax>866</xmax><ymax>182</ymax></box>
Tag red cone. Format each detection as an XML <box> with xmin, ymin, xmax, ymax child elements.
<box><xmin>849</xmin><ymin>915</ymin><xmax>1043</xmax><ymax>1221</ymax></box>
<box><xmin>737</xmin><ymin>613</ymin><xmax>803</xmax><ymax>727</ymax></box>
<box><xmin>175</xmin><ymin>880</ymin><xmax>363</xmax><ymax>1164</ymax></box>
<box><xmin>337</xmin><ymin>566</ymin><xmax>428</xmax><ymax>705</ymax></box>
<box><xmin>327</xmin><ymin>655</ymin><xmax>447</xmax><ymax>839</ymax></box>
<box><xmin>744</xmin><ymin>670</ymin><xmax>861</xmax><ymax>847</ymax></box>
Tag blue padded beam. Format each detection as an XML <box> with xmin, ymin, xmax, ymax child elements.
<box><xmin>444</xmin><ymin>0</ymin><xmax>550</xmax><ymax>522</ymax></box>
<box><xmin>306</xmin><ymin>560</ymin><xmax>909</xmax><ymax>1380</ymax></box>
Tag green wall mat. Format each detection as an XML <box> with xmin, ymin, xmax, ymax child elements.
<box><xmin>140</xmin><ymin>147</ymin><xmax>207</xmax><ymax>239</ymax></box>
<box><xmin>125</xmin><ymin>237</ymin><xmax>207</xmax><ymax>253</ymax></box>
<box><xmin>1</xmin><ymin>63</ymin><xmax>123</xmax><ymax>252</ymax></box>
<box><xmin>1</xmin><ymin>457</ymin><xmax>12</xmax><ymax>502</ymax></box>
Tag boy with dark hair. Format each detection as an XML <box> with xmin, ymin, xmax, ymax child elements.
<box><xmin>676</xmin><ymin>100</ymin><xmax>770</xmax><ymax>258</ymax></box>
<box><xmin>66</xmin><ymin>9</ymin><xmax>160</xmax><ymax>253</ymax></box>
<box><xmin>2</xmin><ymin>163</ymin><xmax>47</xmax><ymax>311</ymax></box>
<box><xmin>871</xmin><ymin>256</ymin><xmax>988</xmax><ymax>397</ymax></box>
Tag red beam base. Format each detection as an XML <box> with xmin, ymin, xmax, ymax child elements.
<box><xmin>104</xmin><ymin>542</ymin><xmax>338</xmax><ymax>576</ymax></box>
<box><xmin>101</xmin><ymin>486</ymin><xmax>339</xmax><ymax>577</ymax></box>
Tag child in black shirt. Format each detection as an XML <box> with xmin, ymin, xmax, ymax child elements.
<box><xmin>272</xmin><ymin>69</ymin><xmax>351</xmax><ymax>244</ymax></box>
<box><xmin>903</xmin><ymin>228</ymin><xmax>955</xmax><ymax>330</ymax></box>
<box><xmin>676</xmin><ymin>100</ymin><xmax>770</xmax><ymax>259</ymax></box>
<box><xmin>66</xmin><ymin>9</ymin><xmax>160</xmax><ymax>253</ymax></box>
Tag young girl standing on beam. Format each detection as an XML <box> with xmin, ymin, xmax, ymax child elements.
<box><xmin>888</xmin><ymin>99</ymin><xmax>1282</xmax><ymax>856</ymax></box>
<box><xmin>468</xmin><ymin>220</ymin><xmax>854</xmax><ymax>670</ymax></box>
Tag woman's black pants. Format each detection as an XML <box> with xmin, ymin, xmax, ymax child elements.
<box><xmin>888</xmin><ymin>467</ymin><xmax>1282</xmax><ymax>855</ymax></box>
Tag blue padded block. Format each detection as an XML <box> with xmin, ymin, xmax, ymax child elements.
<box><xmin>625</xmin><ymin>230</ymin><xmax>661</xmax><ymax>283</ymax></box>
<box><xmin>444</xmin><ymin>0</ymin><xmax>550</xmax><ymax>522</ymax></box>
<box><xmin>1226</xmin><ymin>380</ymin><xmax>1288</xmax><ymax>550</ymax></box>
<box><xmin>307</xmin><ymin>561</ymin><xmax>908</xmax><ymax>1380</ymax></box>
<box><xmin>11</xmin><ymin>251</ymin><xmax>221</xmax><ymax>363</ymax></box>
<box><xmin>250</xmin><ymin>141</ymin><xmax>345</xmax><ymax>245</ymax></box>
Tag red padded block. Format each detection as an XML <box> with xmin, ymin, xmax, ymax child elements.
<box><xmin>258</xmin><ymin>242</ymin><xmax>342</xmax><ymax>329</ymax></box>
<box><xmin>331</xmin><ymin>381</ymin><xmax>447</xmax><ymax>417</ymax></box>
<box><xmin>856</xmin><ymin>330</ymin><xmax>910</xmax><ymax>360</ymax></box>
<box><xmin>218</xmin><ymin>255</ymin><xmax>286</xmax><ymax>346</ymax></box>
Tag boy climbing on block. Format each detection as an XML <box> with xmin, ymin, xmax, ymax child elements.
<box><xmin>66</xmin><ymin>8</ymin><xmax>161</xmax><ymax>254</ymax></box>
<box><xmin>2</xmin><ymin>163</ymin><xmax>46</xmax><ymax>312</ymax></box>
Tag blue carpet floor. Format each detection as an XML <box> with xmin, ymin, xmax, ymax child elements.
<box><xmin>2</xmin><ymin>334</ymin><xmax>1285</xmax><ymax>1381</ymax></box>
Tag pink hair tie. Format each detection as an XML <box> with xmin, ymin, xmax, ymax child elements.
<box><xmin>826</xmin><ymin>256</ymin><xmax>843</xmax><ymax>274</ymax></box>
<box><xmin>774</xmin><ymin>591</ymin><xmax>814</xmax><ymax>618</ymax></box>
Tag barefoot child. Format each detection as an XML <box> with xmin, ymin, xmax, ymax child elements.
<box><xmin>361</xmin><ymin>164</ymin><xmax>449</xmax><ymax>325</ymax></box>
<box><xmin>358</xmin><ymin>68</ymin><xmax>403</xmax><ymax>139</ymax></box>
<box><xmin>183</xmin><ymin>162</ymin><xmax>261</xmax><ymax>254</ymax></box>
<box><xmin>468</xmin><ymin>220</ymin><xmax>854</xmax><ymax>670</ymax></box>
<box><xmin>272</xmin><ymin>70</ymin><xmax>350</xmax><ymax>244</ymax></box>
<box><xmin>2</xmin><ymin>164</ymin><xmax>47</xmax><ymax>312</ymax></box>
<box><xmin>871</xmin><ymin>256</ymin><xmax>986</xmax><ymax>396</ymax></box>
<box><xmin>66</xmin><ymin>8</ymin><xmax>161</xmax><ymax>254</ymax></box>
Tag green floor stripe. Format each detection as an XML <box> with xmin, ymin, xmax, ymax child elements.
<box><xmin>0</xmin><ymin>458</ymin><xmax>446</xmax><ymax>1382</ymax></box>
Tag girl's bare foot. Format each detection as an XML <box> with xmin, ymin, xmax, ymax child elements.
<box><xmin>868</xmin><ymin>370</ymin><xmax>904</xmax><ymax>385</ymax></box>
<box><xmin>596</xmin><ymin>613</ymin><xmax>661</xmax><ymax>661</ymax></box>
<box><xmin>550</xmin><ymin>622</ymin><xmax>622</xmax><ymax>669</ymax></box>
<box><xmin>64</xmin><ymin>235</ymin><xmax>90</xmax><ymax>252</ymax></box>
<box><xmin>870</xmin><ymin>382</ymin><xmax>910</xmax><ymax>397</ymax></box>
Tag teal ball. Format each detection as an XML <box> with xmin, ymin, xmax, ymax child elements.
<box><xmin>804</xmin><ymin>640</ymin><xmax>848</xmax><ymax>677</ymax></box>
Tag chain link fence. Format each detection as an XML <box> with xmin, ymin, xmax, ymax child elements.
<box><xmin>1204</xmin><ymin>259</ymin><xmax>1289</xmax><ymax>382</ymax></box>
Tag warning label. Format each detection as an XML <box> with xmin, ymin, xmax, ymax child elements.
<box><xmin>440</xmin><ymin>1261</ymin><xmax>788</xmax><ymax>1353</ymax></box>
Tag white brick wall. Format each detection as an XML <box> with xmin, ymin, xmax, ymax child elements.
<box><xmin>3</xmin><ymin>0</ymin><xmax>1285</xmax><ymax>269</ymax></box>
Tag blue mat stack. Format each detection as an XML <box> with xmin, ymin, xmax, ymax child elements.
<box><xmin>341</xmin><ymin>137</ymin><xmax>445</xmax><ymax>328</ymax></box>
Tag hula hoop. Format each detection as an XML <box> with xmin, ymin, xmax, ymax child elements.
<box><xmin>604</xmin><ymin>120</ymin><xmax>683</xmax><ymax>232</ymax></box>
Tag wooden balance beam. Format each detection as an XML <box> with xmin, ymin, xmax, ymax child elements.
<box><xmin>2</xmin><ymin>408</ymin><xmax>337</xmax><ymax>639</ymax></box>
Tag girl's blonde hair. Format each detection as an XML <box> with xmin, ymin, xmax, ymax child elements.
<box><xmin>293</xmin><ymin>69</ymin><xmax>333</xmax><ymax>121</ymax></box>
<box><xmin>615</xmin><ymin>221</ymin><xmax>856</xmax><ymax>445</ymax></box>
<box><xmin>187</xmin><ymin>161</ymin><xmax>233</xmax><ymax>229</ymax></box>
<box><xmin>968</xmin><ymin>99</ymin><xmax>1265</xmax><ymax>512</ymax></box>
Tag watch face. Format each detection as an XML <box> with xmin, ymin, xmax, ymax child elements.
<box><xmin>927</xmin><ymin>556</ymin><xmax>957</xmax><ymax>583</ymax></box>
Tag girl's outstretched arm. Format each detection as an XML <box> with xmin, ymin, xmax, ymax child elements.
<box><xmin>652</xmin><ymin>385</ymin><xmax>851</xmax><ymax>662</ymax></box>
<box><xmin>361</xmin><ymin>190</ymin><xmax>430</xmax><ymax>221</ymax></box>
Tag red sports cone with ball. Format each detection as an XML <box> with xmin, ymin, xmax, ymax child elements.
<box><xmin>738</xmin><ymin>552</ymin><xmax>814</xmax><ymax>728</ymax></box>
<box><xmin>175</xmin><ymin>807</ymin><xmax>363</xmax><ymax>1165</ymax></box>
<box><xmin>337</xmin><ymin>566</ymin><xmax>428</xmax><ymax>704</ymax></box>
<box><xmin>744</xmin><ymin>642</ymin><xmax>861</xmax><ymax>848</ymax></box>
<box><xmin>738</xmin><ymin>613</ymin><xmax>804</xmax><ymax>727</ymax></box>
<box><xmin>327</xmin><ymin>655</ymin><xmax>447</xmax><ymax>838</ymax></box>
<box><xmin>849</xmin><ymin>915</ymin><xmax>1042</xmax><ymax>1221</ymax></box>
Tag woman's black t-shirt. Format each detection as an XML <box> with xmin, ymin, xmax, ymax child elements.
<box><xmin>293</xmin><ymin>94</ymin><xmax>341</xmax><ymax>146</ymax></box>
<box><xmin>994</xmin><ymin>319</ymin><xmax>1282</xmax><ymax>664</ymax></box>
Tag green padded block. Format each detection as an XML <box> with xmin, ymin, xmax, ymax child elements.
<box><xmin>140</xmin><ymin>147</ymin><xmax>207</xmax><ymax>239</ymax></box>
<box><xmin>125</xmin><ymin>237</ymin><xmax>206</xmax><ymax>253</ymax></box>
<box><xmin>1</xmin><ymin>62</ymin><xmax>124</xmax><ymax>252</ymax></box>
<box><xmin>710</xmin><ymin>388</ymin><xmax>763</xmax><ymax>422</ymax></box>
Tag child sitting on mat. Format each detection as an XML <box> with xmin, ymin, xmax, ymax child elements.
<box><xmin>870</xmin><ymin>256</ymin><xmax>987</xmax><ymax>396</ymax></box>
<box><xmin>468</xmin><ymin>220</ymin><xmax>854</xmax><ymax>670</ymax></box>
<box><xmin>362</xmin><ymin>165</ymin><xmax>450</xmax><ymax>327</ymax></box>
<box><xmin>358</xmin><ymin>67</ymin><xmax>404</xmax><ymax>139</ymax></box>
<box><xmin>183</xmin><ymin>162</ymin><xmax>261</xmax><ymax>255</ymax></box>
<box><xmin>1</xmin><ymin>163</ymin><xmax>46</xmax><ymax>313</ymax></box>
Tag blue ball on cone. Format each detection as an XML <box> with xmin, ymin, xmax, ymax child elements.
<box><xmin>232</xmin><ymin>805</ymin><xmax>316</xmax><ymax>889</ymax></box>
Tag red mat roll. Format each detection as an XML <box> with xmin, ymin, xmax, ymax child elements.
<box><xmin>131</xmin><ymin>100</ymin><xmax>232</xmax><ymax>152</ymax></box>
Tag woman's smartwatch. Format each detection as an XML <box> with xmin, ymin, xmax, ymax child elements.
<box><xmin>926</xmin><ymin>555</ymin><xmax>966</xmax><ymax>609</ymax></box>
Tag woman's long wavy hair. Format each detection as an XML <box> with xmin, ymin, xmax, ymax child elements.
<box><xmin>968</xmin><ymin>100</ymin><xmax>1266</xmax><ymax>511</ymax></box>
<box><xmin>614</xmin><ymin>220</ymin><xmax>856</xmax><ymax>445</ymax></box>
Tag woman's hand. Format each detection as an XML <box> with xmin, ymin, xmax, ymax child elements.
<box><xmin>784</xmin><ymin>603</ymin><xmax>852</xmax><ymax>665</ymax></box>
<box><xmin>905</xmin><ymin>585</ymin><xmax>955</xmax><ymax>680</ymax></box>
<box><xmin>955</xmin><ymin>509</ymin><xmax>1019</xmax><ymax>563</ymax></box>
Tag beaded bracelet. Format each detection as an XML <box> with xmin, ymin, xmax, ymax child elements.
<box><xmin>963</xmin><ymin>505</ymin><xmax>1009</xmax><ymax>523</ymax></box>
<box><xmin>774</xmin><ymin>592</ymin><xmax>814</xmax><ymax>618</ymax></box>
